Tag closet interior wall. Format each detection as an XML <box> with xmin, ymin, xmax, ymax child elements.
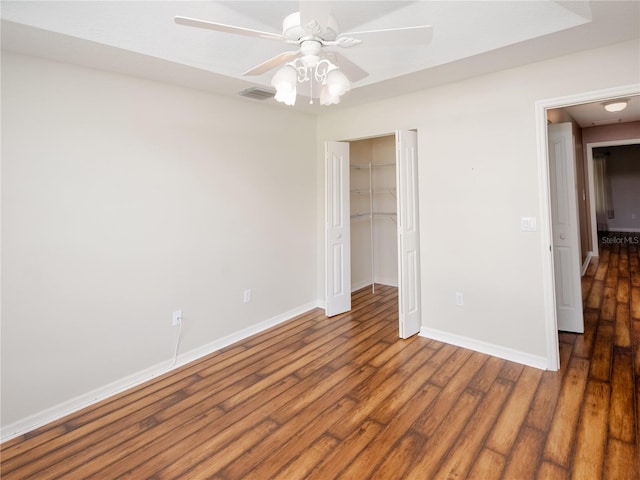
<box><xmin>350</xmin><ymin>135</ymin><xmax>398</xmax><ymax>292</ymax></box>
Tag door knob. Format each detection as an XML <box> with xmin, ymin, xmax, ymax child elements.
<box><xmin>337</xmin><ymin>234</ymin><xmax>342</xmax><ymax>239</ymax></box>
<box><xmin>560</xmin><ymin>233</ymin><xmax>566</xmax><ymax>240</ymax></box>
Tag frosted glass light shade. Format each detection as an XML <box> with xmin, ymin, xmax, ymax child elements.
<box><xmin>319</xmin><ymin>66</ymin><xmax>350</xmax><ymax>106</ymax></box>
<box><xmin>320</xmin><ymin>85</ymin><xmax>341</xmax><ymax>106</ymax></box>
<box><xmin>271</xmin><ymin>65</ymin><xmax>297</xmax><ymax>106</ymax></box>
<box><xmin>325</xmin><ymin>68</ymin><xmax>351</xmax><ymax>96</ymax></box>
<box><xmin>603</xmin><ymin>101</ymin><xmax>628</xmax><ymax>112</ymax></box>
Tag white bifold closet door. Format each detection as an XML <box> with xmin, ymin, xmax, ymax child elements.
<box><xmin>325</xmin><ymin>130</ymin><xmax>421</xmax><ymax>339</ymax></box>
<box><xmin>325</xmin><ymin>141</ymin><xmax>351</xmax><ymax>317</ymax></box>
<box><xmin>396</xmin><ymin>130</ymin><xmax>421</xmax><ymax>338</ymax></box>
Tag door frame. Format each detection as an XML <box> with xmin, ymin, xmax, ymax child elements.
<box><xmin>536</xmin><ymin>84</ymin><xmax>639</xmax><ymax>370</ymax></box>
<box><xmin>325</xmin><ymin>130</ymin><xmax>422</xmax><ymax>337</ymax></box>
<box><xmin>586</xmin><ymin>138</ymin><xmax>640</xmax><ymax>258</ymax></box>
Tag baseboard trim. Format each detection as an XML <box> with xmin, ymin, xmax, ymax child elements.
<box><xmin>351</xmin><ymin>280</ymin><xmax>372</xmax><ymax>292</ymax></box>
<box><xmin>374</xmin><ymin>278</ymin><xmax>398</xmax><ymax>288</ymax></box>
<box><xmin>351</xmin><ymin>279</ymin><xmax>398</xmax><ymax>292</ymax></box>
<box><xmin>172</xmin><ymin>301</ymin><xmax>321</xmax><ymax>369</ymax></box>
<box><xmin>605</xmin><ymin>227</ymin><xmax>640</xmax><ymax>233</ymax></box>
<box><xmin>581</xmin><ymin>251</ymin><xmax>594</xmax><ymax>276</ymax></box>
<box><xmin>420</xmin><ymin>327</ymin><xmax>548</xmax><ymax>370</ymax></box>
<box><xmin>1</xmin><ymin>300</ymin><xmax>322</xmax><ymax>443</ymax></box>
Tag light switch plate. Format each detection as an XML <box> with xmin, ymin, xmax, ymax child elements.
<box><xmin>521</xmin><ymin>217</ymin><xmax>537</xmax><ymax>232</ymax></box>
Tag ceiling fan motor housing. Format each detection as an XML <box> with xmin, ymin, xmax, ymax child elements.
<box><xmin>282</xmin><ymin>12</ymin><xmax>338</xmax><ymax>42</ymax></box>
<box><xmin>300</xmin><ymin>40</ymin><xmax>322</xmax><ymax>55</ymax></box>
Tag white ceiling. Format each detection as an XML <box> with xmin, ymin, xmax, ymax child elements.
<box><xmin>562</xmin><ymin>96</ymin><xmax>640</xmax><ymax>128</ymax></box>
<box><xmin>2</xmin><ymin>1</ymin><xmax>640</xmax><ymax>119</ymax></box>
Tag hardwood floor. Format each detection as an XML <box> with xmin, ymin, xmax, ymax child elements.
<box><xmin>1</xmin><ymin>236</ymin><xmax>638</xmax><ymax>479</ymax></box>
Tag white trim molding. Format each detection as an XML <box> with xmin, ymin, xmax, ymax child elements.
<box><xmin>0</xmin><ymin>300</ymin><xmax>322</xmax><ymax>443</ymax></box>
<box><xmin>351</xmin><ymin>280</ymin><xmax>373</xmax><ymax>292</ymax></box>
<box><xmin>581</xmin><ymin>251</ymin><xmax>594</xmax><ymax>276</ymax></box>
<box><xmin>606</xmin><ymin>227</ymin><xmax>640</xmax><ymax>233</ymax></box>
<box><xmin>420</xmin><ymin>327</ymin><xmax>548</xmax><ymax>370</ymax></box>
<box><xmin>351</xmin><ymin>279</ymin><xmax>398</xmax><ymax>292</ymax></box>
<box><xmin>535</xmin><ymin>84</ymin><xmax>640</xmax><ymax>371</ymax></box>
<box><xmin>586</xmin><ymin>138</ymin><xmax>640</xmax><ymax>257</ymax></box>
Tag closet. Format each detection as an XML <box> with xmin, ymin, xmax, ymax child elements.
<box><xmin>349</xmin><ymin>135</ymin><xmax>398</xmax><ymax>293</ymax></box>
<box><xmin>326</xmin><ymin>129</ymin><xmax>420</xmax><ymax>335</ymax></box>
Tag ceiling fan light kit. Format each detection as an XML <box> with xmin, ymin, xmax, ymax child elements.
<box><xmin>271</xmin><ymin>50</ymin><xmax>351</xmax><ymax>106</ymax></box>
<box><xmin>271</xmin><ymin>59</ymin><xmax>351</xmax><ymax>107</ymax></box>
<box><xmin>175</xmin><ymin>5</ymin><xmax>432</xmax><ymax>107</ymax></box>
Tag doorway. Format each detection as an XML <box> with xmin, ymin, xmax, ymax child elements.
<box><xmin>537</xmin><ymin>85</ymin><xmax>640</xmax><ymax>370</ymax></box>
<box><xmin>325</xmin><ymin>130</ymin><xmax>421</xmax><ymax>339</ymax></box>
<box><xmin>586</xmin><ymin>141</ymin><xmax>640</xmax><ymax>258</ymax></box>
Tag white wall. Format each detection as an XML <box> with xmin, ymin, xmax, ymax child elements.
<box><xmin>316</xmin><ymin>39</ymin><xmax>640</xmax><ymax>363</ymax></box>
<box><xmin>3</xmin><ymin>37</ymin><xmax>639</xmax><ymax>436</ymax></box>
<box><xmin>1</xmin><ymin>52</ymin><xmax>318</xmax><ymax>431</ymax></box>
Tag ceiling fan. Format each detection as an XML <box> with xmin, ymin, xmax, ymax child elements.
<box><xmin>175</xmin><ymin>3</ymin><xmax>432</xmax><ymax>105</ymax></box>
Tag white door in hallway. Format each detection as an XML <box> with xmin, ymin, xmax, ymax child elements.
<box><xmin>548</xmin><ymin>122</ymin><xmax>584</xmax><ymax>333</ymax></box>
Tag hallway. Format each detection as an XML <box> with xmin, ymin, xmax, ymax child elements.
<box><xmin>567</xmin><ymin>231</ymin><xmax>639</xmax><ymax>478</ymax></box>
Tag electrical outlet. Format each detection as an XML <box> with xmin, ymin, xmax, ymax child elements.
<box><xmin>172</xmin><ymin>309</ymin><xmax>182</xmax><ymax>327</ymax></box>
<box><xmin>455</xmin><ymin>292</ymin><xmax>464</xmax><ymax>306</ymax></box>
<box><xmin>243</xmin><ymin>289</ymin><xmax>251</xmax><ymax>303</ymax></box>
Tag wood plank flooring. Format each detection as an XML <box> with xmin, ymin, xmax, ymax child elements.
<box><xmin>1</xmin><ymin>235</ymin><xmax>638</xmax><ymax>479</ymax></box>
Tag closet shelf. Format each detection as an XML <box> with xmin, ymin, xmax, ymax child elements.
<box><xmin>350</xmin><ymin>162</ymin><xmax>396</xmax><ymax>169</ymax></box>
<box><xmin>350</xmin><ymin>212</ymin><xmax>397</xmax><ymax>222</ymax></box>
<box><xmin>350</xmin><ymin>188</ymin><xmax>396</xmax><ymax>196</ymax></box>
<box><xmin>351</xmin><ymin>213</ymin><xmax>371</xmax><ymax>222</ymax></box>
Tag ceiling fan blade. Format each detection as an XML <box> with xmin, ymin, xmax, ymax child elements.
<box><xmin>175</xmin><ymin>16</ymin><xmax>284</xmax><ymax>41</ymax></box>
<box><xmin>331</xmin><ymin>52</ymin><xmax>369</xmax><ymax>82</ymax></box>
<box><xmin>242</xmin><ymin>50</ymin><xmax>301</xmax><ymax>76</ymax></box>
<box><xmin>337</xmin><ymin>25</ymin><xmax>433</xmax><ymax>48</ymax></box>
<box><xmin>299</xmin><ymin>1</ymin><xmax>332</xmax><ymax>34</ymax></box>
